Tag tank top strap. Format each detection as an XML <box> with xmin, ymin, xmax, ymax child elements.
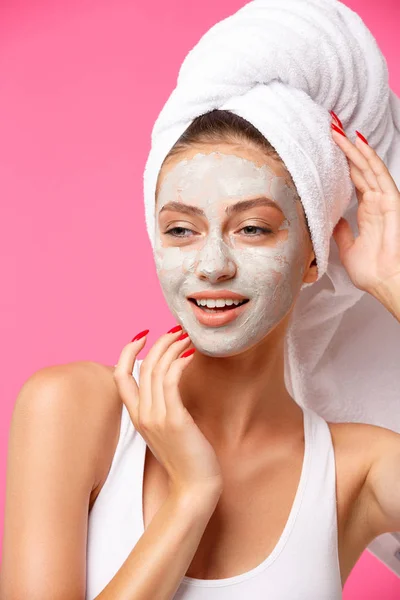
<box><xmin>280</xmin><ymin>406</ymin><xmax>341</xmax><ymax>591</ymax></box>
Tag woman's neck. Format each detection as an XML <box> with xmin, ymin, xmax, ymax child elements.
<box><xmin>178</xmin><ymin>331</ymin><xmax>303</xmax><ymax>452</ymax></box>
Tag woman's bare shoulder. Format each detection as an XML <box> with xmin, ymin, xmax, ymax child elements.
<box><xmin>82</xmin><ymin>362</ymin><xmax>124</xmax><ymax>504</ymax></box>
<box><xmin>63</xmin><ymin>361</ymin><xmax>124</xmax><ymax>502</ymax></box>
<box><xmin>19</xmin><ymin>360</ymin><xmax>123</xmax><ymax>501</ymax></box>
<box><xmin>1</xmin><ymin>361</ymin><xmax>123</xmax><ymax>598</ymax></box>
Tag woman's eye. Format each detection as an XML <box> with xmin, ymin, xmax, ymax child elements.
<box><xmin>165</xmin><ymin>227</ymin><xmax>194</xmax><ymax>237</ymax></box>
<box><xmin>240</xmin><ymin>225</ymin><xmax>272</xmax><ymax>236</ymax></box>
<box><xmin>164</xmin><ymin>225</ymin><xmax>273</xmax><ymax>238</ymax></box>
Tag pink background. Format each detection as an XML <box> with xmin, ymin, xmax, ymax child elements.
<box><xmin>1</xmin><ymin>0</ymin><xmax>399</xmax><ymax>596</ymax></box>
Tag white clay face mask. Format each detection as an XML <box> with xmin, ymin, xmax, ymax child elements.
<box><xmin>153</xmin><ymin>150</ymin><xmax>310</xmax><ymax>357</ymax></box>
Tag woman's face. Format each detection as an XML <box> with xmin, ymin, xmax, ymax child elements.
<box><xmin>154</xmin><ymin>142</ymin><xmax>314</xmax><ymax>356</ymax></box>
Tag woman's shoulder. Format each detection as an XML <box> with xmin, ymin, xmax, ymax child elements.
<box><xmin>65</xmin><ymin>361</ymin><xmax>126</xmax><ymax>502</ymax></box>
<box><xmin>19</xmin><ymin>361</ymin><xmax>125</xmax><ymax>502</ymax></box>
<box><xmin>2</xmin><ymin>362</ymin><xmax>124</xmax><ymax>597</ymax></box>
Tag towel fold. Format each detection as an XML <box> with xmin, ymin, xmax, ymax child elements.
<box><xmin>143</xmin><ymin>0</ymin><xmax>400</xmax><ymax>433</ymax></box>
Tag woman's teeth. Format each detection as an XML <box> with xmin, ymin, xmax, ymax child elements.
<box><xmin>196</xmin><ymin>298</ymin><xmax>245</xmax><ymax>307</ymax></box>
<box><xmin>190</xmin><ymin>298</ymin><xmax>248</xmax><ymax>311</ymax></box>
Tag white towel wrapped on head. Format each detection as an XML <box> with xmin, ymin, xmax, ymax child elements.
<box><xmin>143</xmin><ymin>0</ymin><xmax>400</xmax><ymax>431</ymax></box>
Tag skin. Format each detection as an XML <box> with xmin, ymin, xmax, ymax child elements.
<box><xmin>154</xmin><ymin>141</ymin><xmax>318</xmax><ymax>453</ymax></box>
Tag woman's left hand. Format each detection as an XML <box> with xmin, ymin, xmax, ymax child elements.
<box><xmin>330</xmin><ymin>113</ymin><xmax>400</xmax><ymax>304</ymax></box>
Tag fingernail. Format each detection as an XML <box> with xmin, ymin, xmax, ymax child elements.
<box><xmin>131</xmin><ymin>329</ymin><xmax>149</xmax><ymax>342</ymax></box>
<box><xmin>180</xmin><ymin>348</ymin><xmax>195</xmax><ymax>358</ymax></box>
<box><xmin>167</xmin><ymin>324</ymin><xmax>182</xmax><ymax>334</ymax></box>
<box><xmin>330</xmin><ymin>110</ymin><xmax>344</xmax><ymax>130</ymax></box>
<box><xmin>355</xmin><ymin>130</ymin><xmax>369</xmax><ymax>145</ymax></box>
<box><xmin>177</xmin><ymin>332</ymin><xmax>189</xmax><ymax>341</ymax></box>
<box><xmin>331</xmin><ymin>122</ymin><xmax>346</xmax><ymax>138</ymax></box>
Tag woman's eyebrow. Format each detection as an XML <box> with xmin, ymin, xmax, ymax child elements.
<box><xmin>159</xmin><ymin>197</ymin><xmax>281</xmax><ymax>217</ymax></box>
<box><xmin>225</xmin><ymin>197</ymin><xmax>282</xmax><ymax>216</ymax></box>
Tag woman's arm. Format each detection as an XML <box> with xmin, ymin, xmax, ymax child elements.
<box><xmin>94</xmin><ymin>486</ymin><xmax>220</xmax><ymax>600</ymax></box>
<box><xmin>0</xmin><ymin>362</ymin><xmax>221</xmax><ymax>600</ymax></box>
<box><xmin>0</xmin><ymin>362</ymin><xmax>123</xmax><ymax>600</ymax></box>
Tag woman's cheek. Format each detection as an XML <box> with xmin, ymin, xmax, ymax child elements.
<box><xmin>154</xmin><ymin>250</ymin><xmax>181</xmax><ymax>299</ymax></box>
<box><xmin>237</xmin><ymin>242</ymin><xmax>301</xmax><ymax>306</ymax></box>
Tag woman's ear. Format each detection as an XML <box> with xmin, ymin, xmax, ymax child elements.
<box><xmin>303</xmin><ymin>253</ymin><xmax>318</xmax><ymax>284</ymax></box>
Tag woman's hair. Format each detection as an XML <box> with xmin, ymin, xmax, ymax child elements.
<box><xmin>163</xmin><ymin>108</ymin><xmax>282</xmax><ymax>161</ymax></box>
<box><xmin>156</xmin><ymin>109</ymin><xmax>311</xmax><ymax>238</ymax></box>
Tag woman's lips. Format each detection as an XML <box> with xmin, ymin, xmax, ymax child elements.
<box><xmin>187</xmin><ymin>299</ymin><xmax>249</xmax><ymax>328</ymax></box>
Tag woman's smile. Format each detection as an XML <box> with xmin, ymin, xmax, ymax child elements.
<box><xmin>187</xmin><ymin>297</ymin><xmax>251</xmax><ymax>328</ymax></box>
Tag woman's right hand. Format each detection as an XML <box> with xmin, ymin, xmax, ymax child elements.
<box><xmin>113</xmin><ymin>327</ymin><xmax>223</xmax><ymax>498</ymax></box>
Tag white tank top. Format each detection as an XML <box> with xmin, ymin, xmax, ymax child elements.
<box><xmin>85</xmin><ymin>359</ymin><xmax>342</xmax><ymax>599</ymax></box>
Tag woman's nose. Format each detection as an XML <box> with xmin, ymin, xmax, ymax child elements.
<box><xmin>194</xmin><ymin>239</ymin><xmax>236</xmax><ymax>283</ymax></box>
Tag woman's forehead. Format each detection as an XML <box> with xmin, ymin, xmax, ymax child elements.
<box><xmin>158</xmin><ymin>143</ymin><xmax>288</xmax><ymax>183</ymax></box>
<box><xmin>157</xmin><ymin>151</ymin><xmax>295</xmax><ymax>209</ymax></box>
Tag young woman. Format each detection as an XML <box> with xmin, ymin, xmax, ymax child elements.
<box><xmin>1</xmin><ymin>107</ymin><xmax>400</xmax><ymax>600</ymax></box>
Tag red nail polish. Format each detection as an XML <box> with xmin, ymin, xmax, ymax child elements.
<box><xmin>177</xmin><ymin>332</ymin><xmax>189</xmax><ymax>341</ymax></box>
<box><xmin>131</xmin><ymin>329</ymin><xmax>149</xmax><ymax>342</ymax></box>
<box><xmin>167</xmin><ymin>325</ymin><xmax>182</xmax><ymax>334</ymax></box>
<box><xmin>331</xmin><ymin>123</ymin><xmax>346</xmax><ymax>138</ymax></box>
<box><xmin>330</xmin><ymin>110</ymin><xmax>344</xmax><ymax>130</ymax></box>
<box><xmin>355</xmin><ymin>130</ymin><xmax>369</xmax><ymax>145</ymax></box>
<box><xmin>180</xmin><ymin>348</ymin><xmax>195</xmax><ymax>358</ymax></box>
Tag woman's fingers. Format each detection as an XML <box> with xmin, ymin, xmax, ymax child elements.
<box><xmin>331</xmin><ymin>126</ymin><xmax>380</xmax><ymax>193</ymax></box>
<box><xmin>332</xmin><ymin>124</ymin><xmax>399</xmax><ymax>198</ymax></box>
<box><xmin>113</xmin><ymin>330</ymin><xmax>149</xmax><ymax>427</ymax></box>
<box><xmin>332</xmin><ymin>125</ymin><xmax>400</xmax><ymax>215</ymax></box>
<box><xmin>163</xmin><ymin>350</ymin><xmax>196</xmax><ymax>418</ymax></box>
<box><xmin>151</xmin><ymin>333</ymin><xmax>192</xmax><ymax>416</ymax></box>
<box><xmin>354</xmin><ymin>134</ymin><xmax>400</xmax><ymax>196</ymax></box>
<box><xmin>348</xmin><ymin>161</ymin><xmax>371</xmax><ymax>196</ymax></box>
<box><xmin>113</xmin><ymin>325</ymin><xmax>195</xmax><ymax>436</ymax></box>
<box><xmin>138</xmin><ymin>327</ymin><xmax>188</xmax><ymax>417</ymax></box>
